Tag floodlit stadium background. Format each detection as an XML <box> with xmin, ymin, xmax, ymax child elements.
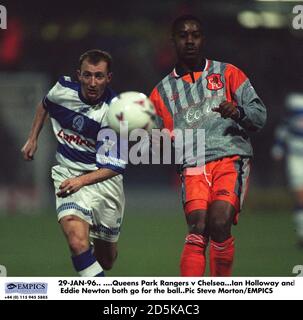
<box><xmin>0</xmin><ymin>0</ymin><xmax>302</xmax><ymax>276</ymax></box>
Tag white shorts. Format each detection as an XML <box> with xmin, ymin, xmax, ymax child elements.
<box><xmin>287</xmin><ymin>154</ymin><xmax>303</xmax><ymax>191</ymax></box>
<box><xmin>51</xmin><ymin>165</ymin><xmax>125</xmax><ymax>242</ymax></box>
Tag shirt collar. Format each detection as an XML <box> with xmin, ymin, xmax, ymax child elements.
<box><xmin>173</xmin><ymin>59</ymin><xmax>208</xmax><ymax>78</ymax></box>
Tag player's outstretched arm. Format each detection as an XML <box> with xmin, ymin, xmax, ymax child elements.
<box><xmin>57</xmin><ymin>168</ymin><xmax>119</xmax><ymax>198</ymax></box>
<box><xmin>21</xmin><ymin>102</ymin><xmax>48</xmax><ymax>161</ymax></box>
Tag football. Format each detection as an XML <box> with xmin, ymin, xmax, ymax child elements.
<box><xmin>107</xmin><ymin>91</ymin><xmax>156</xmax><ymax>133</ymax></box>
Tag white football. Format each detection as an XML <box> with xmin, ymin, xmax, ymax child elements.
<box><xmin>107</xmin><ymin>91</ymin><xmax>156</xmax><ymax>133</ymax></box>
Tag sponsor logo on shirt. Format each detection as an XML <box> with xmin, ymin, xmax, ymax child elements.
<box><xmin>57</xmin><ymin>129</ymin><xmax>95</xmax><ymax>148</ymax></box>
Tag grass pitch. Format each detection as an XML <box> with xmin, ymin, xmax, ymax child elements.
<box><xmin>0</xmin><ymin>207</ymin><xmax>301</xmax><ymax>277</ymax></box>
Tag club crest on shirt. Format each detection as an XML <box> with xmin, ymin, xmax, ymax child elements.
<box><xmin>206</xmin><ymin>73</ymin><xmax>224</xmax><ymax>91</ymax></box>
<box><xmin>72</xmin><ymin>115</ymin><xmax>85</xmax><ymax>133</ymax></box>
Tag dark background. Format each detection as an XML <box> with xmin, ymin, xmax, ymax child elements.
<box><xmin>0</xmin><ymin>0</ymin><xmax>303</xmax><ymax>278</ymax></box>
<box><xmin>1</xmin><ymin>0</ymin><xmax>302</xmax><ymax>188</ymax></box>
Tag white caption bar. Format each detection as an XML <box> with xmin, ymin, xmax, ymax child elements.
<box><xmin>0</xmin><ymin>277</ymin><xmax>302</xmax><ymax>300</ymax></box>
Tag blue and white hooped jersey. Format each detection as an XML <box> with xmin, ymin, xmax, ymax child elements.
<box><xmin>43</xmin><ymin>76</ymin><xmax>126</xmax><ymax>173</ymax></box>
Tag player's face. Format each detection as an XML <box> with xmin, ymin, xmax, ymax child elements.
<box><xmin>172</xmin><ymin>20</ymin><xmax>204</xmax><ymax>64</ymax></box>
<box><xmin>78</xmin><ymin>59</ymin><xmax>112</xmax><ymax>103</ymax></box>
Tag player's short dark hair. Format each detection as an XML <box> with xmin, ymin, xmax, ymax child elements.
<box><xmin>79</xmin><ymin>49</ymin><xmax>112</xmax><ymax>72</ymax></box>
<box><xmin>171</xmin><ymin>14</ymin><xmax>203</xmax><ymax>36</ymax></box>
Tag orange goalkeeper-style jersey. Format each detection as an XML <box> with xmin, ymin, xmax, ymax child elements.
<box><xmin>150</xmin><ymin>59</ymin><xmax>267</xmax><ymax>168</ymax></box>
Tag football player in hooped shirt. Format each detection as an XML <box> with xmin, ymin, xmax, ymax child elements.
<box><xmin>150</xmin><ymin>15</ymin><xmax>266</xmax><ymax>276</ymax></box>
<box><xmin>21</xmin><ymin>50</ymin><xmax>126</xmax><ymax>277</ymax></box>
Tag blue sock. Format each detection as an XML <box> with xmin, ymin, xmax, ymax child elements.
<box><xmin>72</xmin><ymin>248</ymin><xmax>104</xmax><ymax>277</ymax></box>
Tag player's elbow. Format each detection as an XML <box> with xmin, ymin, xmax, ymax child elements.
<box><xmin>241</xmin><ymin>110</ymin><xmax>267</xmax><ymax>133</ymax></box>
<box><xmin>256</xmin><ymin>107</ymin><xmax>267</xmax><ymax>130</ymax></box>
<box><xmin>250</xmin><ymin>117</ymin><xmax>266</xmax><ymax>132</ymax></box>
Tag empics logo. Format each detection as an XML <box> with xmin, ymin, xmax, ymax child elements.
<box><xmin>292</xmin><ymin>5</ymin><xmax>303</xmax><ymax>30</ymax></box>
<box><xmin>0</xmin><ymin>5</ymin><xmax>7</xmax><ymax>29</ymax></box>
<box><xmin>5</xmin><ymin>282</ymin><xmax>48</xmax><ymax>294</ymax></box>
<box><xmin>6</xmin><ymin>283</ymin><xmax>17</xmax><ymax>290</ymax></box>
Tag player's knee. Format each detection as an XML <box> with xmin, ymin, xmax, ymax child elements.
<box><xmin>188</xmin><ymin>222</ymin><xmax>206</xmax><ymax>235</ymax></box>
<box><xmin>208</xmin><ymin>213</ymin><xmax>233</xmax><ymax>242</ymax></box>
<box><xmin>209</xmin><ymin>217</ymin><xmax>230</xmax><ymax>235</ymax></box>
<box><xmin>68</xmin><ymin>235</ymin><xmax>89</xmax><ymax>255</ymax></box>
<box><xmin>208</xmin><ymin>201</ymin><xmax>234</xmax><ymax>241</ymax></box>
<box><xmin>187</xmin><ymin>209</ymin><xmax>207</xmax><ymax>235</ymax></box>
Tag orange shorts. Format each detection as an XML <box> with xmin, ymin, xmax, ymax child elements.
<box><xmin>181</xmin><ymin>156</ymin><xmax>250</xmax><ymax>223</ymax></box>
